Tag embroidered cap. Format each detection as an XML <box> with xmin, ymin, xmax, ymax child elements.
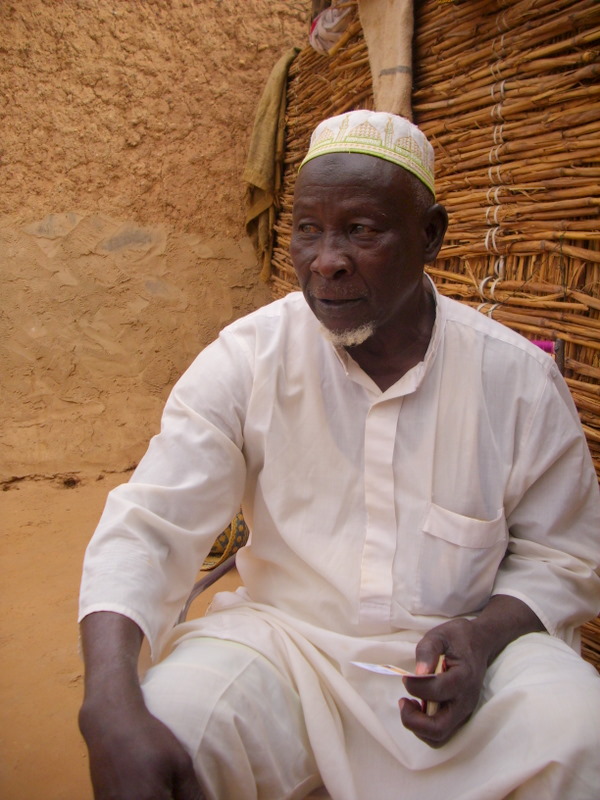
<box><xmin>300</xmin><ymin>109</ymin><xmax>435</xmax><ymax>196</ymax></box>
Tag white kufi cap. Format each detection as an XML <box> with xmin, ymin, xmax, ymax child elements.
<box><xmin>300</xmin><ymin>109</ymin><xmax>435</xmax><ymax>196</ymax></box>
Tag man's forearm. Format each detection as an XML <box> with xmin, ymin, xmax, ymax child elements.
<box><xmin>79</xmin><ymin>611</ymin><xmax>205</xmax><ymax>799</ymax></box>
<box><xmin>80</xmin><ymin>611</ymin><xmax>146</xmax><ymax>713</ymax></box>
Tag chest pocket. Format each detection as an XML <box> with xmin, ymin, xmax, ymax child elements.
<box><xmin>411</xmin><ymin>503</ymin><xmax>508</xmax><ymax>617</ymax></box>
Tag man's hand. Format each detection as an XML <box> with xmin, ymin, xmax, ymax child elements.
<box><xmin>399</xmin><ymin>616</ymin><xmax>488</xmax><ymax>747</ymax></box>
<box><xmin>79</xmin><ymin>611</ymin><xmax>204</xmax><ymax>800</ymax></box>
<box><xmin>79</xmin><ymin>699</ymin><xmax>204</xmax><ymax>800</ymax></box>
<box><xmin>399</xmin><ymin>595</ymin><xmax>544</xmax><ymax>748</ymax></box>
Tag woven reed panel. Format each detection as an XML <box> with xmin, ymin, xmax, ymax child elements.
<box><xmin>271</xmin><ymin>0</ymin><xmax>600</xmax><ymax>478</ymax></box>
<box><xmin>413</xmin><ymin>0</ymin><xmax>600</xmax><ymax>475</ymax></box>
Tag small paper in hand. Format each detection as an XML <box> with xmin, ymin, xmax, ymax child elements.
<box><xmin>351</xmin><ymin>661</ymin><xmax>437</xmax><ymax>678</ymax></box>
<box><xmin>351</xmin><ymin>656</ymin><xmax>447</xmax><ymax>717</ymax></box>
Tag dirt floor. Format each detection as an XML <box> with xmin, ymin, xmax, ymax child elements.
<box><xmin>1</xmin><ymin>473</ymin><xmax>241</xmax><ymax>800</ymax></box>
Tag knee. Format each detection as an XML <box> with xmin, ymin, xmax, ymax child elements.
<box><xmin>140</xmin><ymin>638</ymin><xmax>270</xmax><ymax>754</ymax></box>
<box><xmin>548</xmin><ymin>668</ymin><xmax>600</xmax><ymax>758</ymax></box>
<box><xmin>507</xmin><ymin>659</ymin><xmax>600</xmax><ymax>770</ymax></box>
<box><xmin>485</xmin><ymin>635</ymin><xmax>600</xmax><ymax>767</ymax></box>
<box><xmin>141</xmin><ymin>638</ymin><xmax>320</xmax><ymax>799</ymax></box>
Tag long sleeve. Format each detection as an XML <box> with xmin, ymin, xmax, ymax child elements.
<box><xmin>494</xmin><ymin>364</ymin><xmax>600</xmax><ymax>643</ymax></box>
<box><xmin>79</xmin><ymin>329</ymin><xmax>253</xmax><ymax>657</ymax></box>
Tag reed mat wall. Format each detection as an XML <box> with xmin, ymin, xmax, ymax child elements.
<box><xmin>269</xmin><ymin>0</ymin><xmax>600</xmax><ymax>670</ymax></box>
<box><xmin>413</xmin><ymin>0</ymin><xmax>600</xmax><ymax>476</ymax></box>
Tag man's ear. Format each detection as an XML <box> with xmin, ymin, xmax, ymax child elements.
<box><xmin>423</xmin><ymin>203</ymin><xmax>448</xmax><ymax>263</ymax></box>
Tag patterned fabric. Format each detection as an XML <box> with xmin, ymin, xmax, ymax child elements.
<box><xmin>203</xmin><ymin>512</ymin><xmax>249</xmax><ymax>570</ymax></box>
<box><xmin>300</xmin><ymin>109</ymin><xmax>435</xmax><ymax>196</ymax></box>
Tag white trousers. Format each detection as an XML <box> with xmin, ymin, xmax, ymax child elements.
<box><xmin>141</xmin><ymin>631</ymin><xmax>600</xmax><ymax>800</ymax></box>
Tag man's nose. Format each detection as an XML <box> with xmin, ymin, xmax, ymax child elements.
<box><xmin>310</xmin><ymin>233</ymin><xmax>351</xmax><ymax>278</ymax></box>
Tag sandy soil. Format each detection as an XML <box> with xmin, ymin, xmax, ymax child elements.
<box><xmin>1</xmin><ymin>473</ymin><xmax>240</xmax><ymax>799</ymax></box>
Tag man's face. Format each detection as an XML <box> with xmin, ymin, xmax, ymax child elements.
<box><xmin>291</xmin><ymin>153</ymin><xmax>436</xmax><ymax>343</ymax></box>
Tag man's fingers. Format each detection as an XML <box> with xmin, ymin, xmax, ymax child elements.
<box><xmin>402</xmin><ymin>669</ymin><xmax>447</xmax><ymax>709</ymax></box>
<box><xmin>399</xmin><ymin>697</ymin><xmax>451</xmax><ymax>749</ymax></box>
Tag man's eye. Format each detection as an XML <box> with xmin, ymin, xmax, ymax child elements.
<box><xmin>351</xmin><ymin>224</ymin><xmax>376</xmax><ymax>235</ymax></box>
<box><xmin>298</xmin><ymin>223</ymin><xmax>319</xmax><ymax>234</ymax></box>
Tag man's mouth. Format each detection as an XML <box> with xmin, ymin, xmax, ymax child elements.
<box><xmin>310</xmin><ymin>288</ymin><xmax>364</xmax><ymax>304</ymax></box>
<box><xmin>312</xmin><ymin>297</ymin><xmax>363</xmax><ymax>313</ymax></box>
<box><xmin>315</xmin><ymin>297</ymin><xmax>360</xmax><ymax>305</ymax></box>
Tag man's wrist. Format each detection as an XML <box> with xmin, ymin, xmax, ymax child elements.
<box><xmin>470</xmin><ymin>594</ymin><xmax>544</xmax><ymax>666</ymax></box>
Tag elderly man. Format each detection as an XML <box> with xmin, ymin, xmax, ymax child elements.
<box><xmin>79</xmin><ymin>110</ymin><xmax>600</xmax><ymax>800</ymax></box>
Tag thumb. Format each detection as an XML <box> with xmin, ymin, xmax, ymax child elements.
<box><xmin>415</xmin><ymin>634</ymin><xmax>446</xmax><ymax>675</ymax></box>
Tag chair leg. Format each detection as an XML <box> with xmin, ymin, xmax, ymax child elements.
<box><xmin>177</xmin><ymin>554</ymin><xmax>237</xmax><ymax>625</ymax></box>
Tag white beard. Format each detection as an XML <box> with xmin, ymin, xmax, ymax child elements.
<box><xmin>320</xmin><ymin>322</ymin><xmax>376</xmax><ymax>348</ymax></box>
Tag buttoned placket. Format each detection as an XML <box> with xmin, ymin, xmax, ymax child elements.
<box><xmin>331</xmin><ymin>282</ymin><xmax>445</xmax><ymax>633</ymax></box>
<box><xmin>336</xmin><ymin>355</ymin><xmax>432</xmax><ymax>634</ymax></box>
<box><xmin>359</xmin><ymin>394</ymin><xmax>403</xmax><ymax>631</ymax></box>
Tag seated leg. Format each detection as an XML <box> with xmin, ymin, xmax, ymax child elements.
<box><xmin>141</xmin><ymin>636</ymin><xmax>323</xmax><ymax>800</ymax></box>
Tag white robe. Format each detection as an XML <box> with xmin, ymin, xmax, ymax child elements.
<box><xmin>80</xmin><ymin>288</ymin><xmax>600</xmax><ymax>798</ymax></box>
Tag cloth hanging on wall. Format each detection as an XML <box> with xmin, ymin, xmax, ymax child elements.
<box><xmin>309</xmin><ymin>5</ymin><xmax>354</xmax><ymax>55</ymax></box>
<box><xmin>243</xmin><ymin>47</ymin><xmax>299</xmax><ymax>282</ymax></box>
<box><xmin>358</xmin><ymin>0</ymin><xmax>414</xmax><ymax>118</ymax></box>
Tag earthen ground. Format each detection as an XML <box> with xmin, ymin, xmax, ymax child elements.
<box><xmin>1</xmin><ymin>473</ymin><xmax>241</xmax><ymax>799</ymax></box>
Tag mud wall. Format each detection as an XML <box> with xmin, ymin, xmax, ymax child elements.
<box><xmin>0</xmin><ymin>0</ymin><xmax>307</xmax><ymax>480</ymax></box>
